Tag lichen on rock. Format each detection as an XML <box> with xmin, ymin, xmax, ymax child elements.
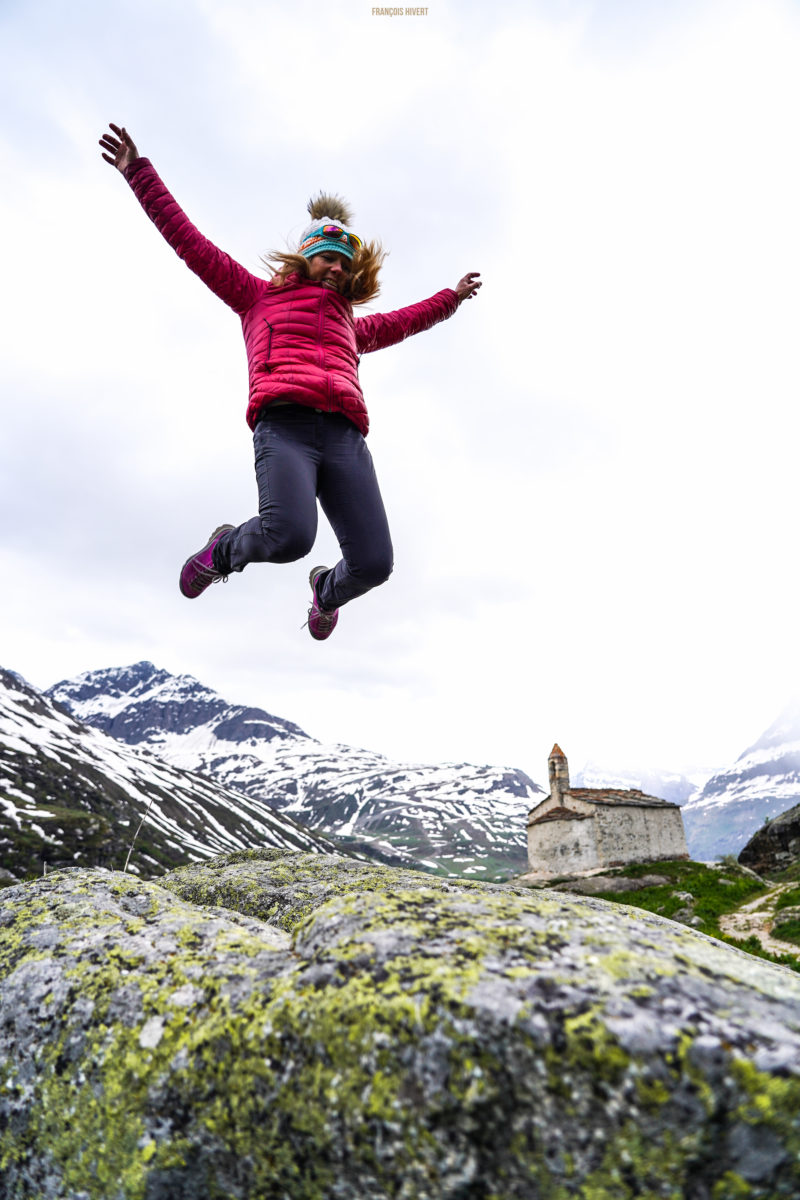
<box><xmin>1</xmin><ymin>849</ymin><xmax>800</xmax><ymax>1198</ymax></box>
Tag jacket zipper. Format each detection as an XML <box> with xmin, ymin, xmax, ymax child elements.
<box><xmin>261</xmin><ymin>319</ymin><xmax>274</xmax><ymax>370</ymax></box>
<box><xmin>318</xmin><ymin>293</ymin><xmax>333</xmax><ymax>411</ymax></box>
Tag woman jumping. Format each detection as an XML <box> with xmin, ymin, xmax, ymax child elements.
<box><xmin>99</xmin><ymin>123</ymin><xmax>481</xmax><ymax>641</ymax></box>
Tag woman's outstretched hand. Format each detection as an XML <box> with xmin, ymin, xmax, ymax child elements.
<box><xmin>99</xmin><ymin>123</ymin><xmax>140</xmax><ymax>173</ymax></box>
<box><xmin>455</xmin><ymin>272</ymin><xmax>482</xmax><ymax>303</ymax></box>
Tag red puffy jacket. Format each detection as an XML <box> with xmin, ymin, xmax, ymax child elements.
<box><xmin>124</xmin><ymin>159</ymin><xmax>460</xmax><ymax>435</ymax></box>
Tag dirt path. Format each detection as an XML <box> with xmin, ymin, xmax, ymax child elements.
<box><xmin>718</xmin><ymin>882</ymin><xmax>799</xmax><ymax>956</ymax></box>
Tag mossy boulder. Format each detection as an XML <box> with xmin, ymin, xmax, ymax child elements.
<box><xmin>2</xmin><ymin>849</ymin><xmax>800</xmax><ymax>1199</ymax></box>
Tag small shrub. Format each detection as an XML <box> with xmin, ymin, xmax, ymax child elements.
<box><xmin>592</xmin><ymin>861</ymin><xmax>766</xmax><ymax>929</ymax></box>
<box><xmin>775</xmin><ymin>886</ymin><xmax>800</xmax><ymax>911</ymax></box>
<box><xmin>772</xmin><ymin>917</ymin><xmax>800</xmax><ymax>947</ymax></box>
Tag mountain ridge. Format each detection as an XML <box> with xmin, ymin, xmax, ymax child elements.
<box><xmin>0</xmin><ymin>666</ymin><xmax>342</xmax><ymax>882</ymax></box>
<box><xmin>682</xmin><ymin>699</ymin><xmax>800</xmax><ymax>860</ymax></box>
<box><xmin>47</xmin><ymin>661</ymin><xmax>544</xmax><ymax>880</ymax></box>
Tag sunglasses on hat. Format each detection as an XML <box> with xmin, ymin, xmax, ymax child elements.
<box><xmin>320</xmin><ymin>225</ymin><xmax>363</xmax><ymax>250</ymax></box>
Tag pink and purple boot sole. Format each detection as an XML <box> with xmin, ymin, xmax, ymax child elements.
<box><xmin>179</xmin><ymin>525</ymin><xmax>234</xmax><ymax>599</ymax></box>
<box><xmin>308</xmin><ymin>566</ymin><xmax>339</xmax><ymax>640</ymax></box>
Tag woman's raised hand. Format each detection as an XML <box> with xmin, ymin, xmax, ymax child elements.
<box><xmin>455</xmin><ymin>272</ymin><xmax>482</xmax><ymax>303</ymax></box>
<box><xmin>99</xmin><ymin>123</ymin><xmax>140</xmax><ymax>173</ymax></box>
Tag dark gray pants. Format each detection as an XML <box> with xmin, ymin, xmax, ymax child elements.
<box><xmin>214</xmin><ymin>406</ymin><xmax>393</xmax><ymax>611</ymax></box>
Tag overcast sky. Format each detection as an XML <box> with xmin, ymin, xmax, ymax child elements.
<box><xmin>2</xmin><ymin>0</ymin><xmax>799</xmax><ymax>787</ymax></box>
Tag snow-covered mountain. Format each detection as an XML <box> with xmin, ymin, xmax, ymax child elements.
<box><xmin>681</xmin><ymin>699</ymin><xmax>800</xmax><ymax>860</ymax></box>
<box><xmin>0</xmin><ymin>667</ymin><xmax>340</xmax><ymax>883</ymax></box>
<box><xmin>47</xmin><ymin>662</ymin><xmax>544</xmax><ymax>880</ymax></box>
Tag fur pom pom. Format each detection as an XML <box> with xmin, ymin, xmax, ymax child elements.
<box><xmin>307</xmin><ymin>192</ymin><xmax>354</xmax><ymax>226</ymax></box>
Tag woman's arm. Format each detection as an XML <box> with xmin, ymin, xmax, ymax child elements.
<box><xmin>98</xmin><ymin>123</ymin><xmax>260</xmax><ymax>316</ymax></box>
<box><xmin>354</xmin><ymin>273</ymin><xmax>480</xmax><ymax>356</ymax></box>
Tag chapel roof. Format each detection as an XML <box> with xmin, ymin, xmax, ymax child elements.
<box><xmin>527</xmin><ymin>785</ymin><xmax>681</xmax><ymax>823</ymax></box>
<box><xmin>566</xmin><ymin>787</ymin><xmax>678</xmax><ymax>809</ymax></box>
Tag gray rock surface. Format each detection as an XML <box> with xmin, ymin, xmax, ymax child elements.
<box><xmin>739</xmin><ymin>802</ymin><xmax>800</xmax><ymax>875</ymax></box>
<box><xmin>1</xmin><ymin>849</ymin><xmax>800</xmax><ymax>1199</ymax></box>
<box><xmin>547</xmin><ymin>872</ymin><xmax>671</xmax><ymax>894</ymax></box>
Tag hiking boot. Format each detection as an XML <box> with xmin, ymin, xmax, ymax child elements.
<box><xmin>179</xmin><ymin>525</ymin><xmax>235</xmax><ymax>599</ymax></box>
<box><xmin>307</xmin><ymin>565</ymin><xmax>339</xmax><ymax>640</ymax></box>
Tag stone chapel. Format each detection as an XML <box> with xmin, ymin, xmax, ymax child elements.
<box><xmin>526</xmin><ymin>744</ymin><xmax>689</xmax><ymax>878</ymax></box>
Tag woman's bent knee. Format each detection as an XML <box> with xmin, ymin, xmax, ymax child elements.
<box><xmin>231</xmin><ymin>523</ymin><xmax>315</xmax><ymax>567</ymax></box>
<box><xmin>265</xmin><ymin>532</ymin><xmax>316</xmax><ymax>564</ymax></box>
<box><xmin>355</xmin><ymin>553</ymin><xmax>393</xmax><ymax>589</ymax></box>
